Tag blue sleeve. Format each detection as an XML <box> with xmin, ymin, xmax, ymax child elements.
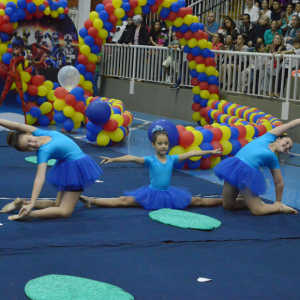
<box><xmin>170</xmin><ymin>155</ymin><xmax>179</xmax><ymax>165</ymax></box>
<box><xmin>269</xmin><ymin>157</ymin><xmax>280</xmax><ymax>169</ymax></box>
<box><xmin>143</xmin><ymin>156</ymin><xmax>151</xmax><ymax>167</ymax></box>
<box><xmin>36</xmin><ymin>150</ymin><xmax>50</xmax><ymax>164</ymax></box>
<box><xmin>211</xmin><ymin>22</ymin><xmax>220</xmax><ymax>33</ymax></box>
<box><xmin>32</xmin><ymin>129</ymin><xmax>46</xmax><ymax>137</ymax></box>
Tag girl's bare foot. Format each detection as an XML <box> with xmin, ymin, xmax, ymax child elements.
<box><xmin>79</xmin><ymin>195</ymin><xmax>92</xmax><ymax>209</ymax></box>
<box><xmin>282</xmin><ymin>204</ymin><xmax>298</xmax><ymax>214</ymax></box>
<box><xmin>8</xmin><ymin>211</ymin><xmax>31</xmax><ymax>221</ymax></box>
<box><xmin>1</xmin><ymin>198</ymin><xmax>25</xmax><ymax>213</ymax></box>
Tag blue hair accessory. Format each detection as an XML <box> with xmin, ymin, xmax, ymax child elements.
<box><xmin>152</xmin><ymin>125</ymin><xmax>164</xmax><ymax>133</ymax></box>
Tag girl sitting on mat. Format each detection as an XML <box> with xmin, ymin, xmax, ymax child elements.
<box><xmin>213</xmin><ymin>119</ymin><xmax>300</xmax><ymax>216</ymax></box>
<box><xmin>0</xmin><ymin>119</ymin><xmax>102</xmax><ymax>221</ymax></box>
<box><xmin>80</xmin><ymin>126</ymin><xmax>223</xmax><ymax>210</ymax></box>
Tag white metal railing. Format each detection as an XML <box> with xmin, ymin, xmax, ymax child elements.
<box><xmin>100</xmin><ymin>44</ymin><xmax>300</xmax><ymax>118</ymax></box>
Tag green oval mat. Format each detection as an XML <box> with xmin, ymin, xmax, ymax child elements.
<box><xmin>25</xmin><ymin>275</ymin><xmax>134</xmax><ymax>300</ymax></box>
<box><xmin>25</xmin><ymin>156</ymin><xmax>56</xmax><ymax>166</ymax></box>
<box><xmin>149</xmin><ymin>209</ymin><xmax>222</xmax><ymax>231</ymax></box>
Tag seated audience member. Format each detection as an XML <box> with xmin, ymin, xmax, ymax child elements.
<box><xmin>220</xmin><ymin>16</ymin><xmax>240</xmax><ymax>41</ymax></box>
<box><xmin>204</xmin><ymin>12</ymin><xmax>220</xmax><ymax>42</ymax></box>
<box><xmin>288</xmin><ymin>3</ymin><xmax>300</xmax><ymax>26</ymax></box>
<box><xmin>271</xmin><ymin>0</ymin><xmax>283</xmax><ymax>21</ymax></box>
<box><xmin>253</xmin><ymin>15</ymin><xmax>270</xmax><ymax>45</ymax></box>
<box><xmin>212</xmin><ymin>33</ymin><xmax>225</xmax><ymax>50</ymax></box>
<box><xmin>240</xmin><ymin>13</ymin><xmax>257</xmax><ymax>47</ymax></box>
<box><xmin>264</xmin><ymin>20</ymin><xmax>282</xmax><ymax>45</ymax></box>
<box><xmin>284</xmin><ymin>15</ymin><xmax>300</xmax><ymax>48</ymax></box>
<box><xmin>259</xmin><ymin>0</ymin><xmax>272</xmax><ymax>21</ymax></box>
<box><xmin>279</xmin><ymin>3</ymin><xmax>294</xmax><ymax>33</ymax></box>
<box><xmin>116</xmin><ymin>17</ymin><xmax>135</xmax><ymax>45</ymax></box>
<box><xmin>240</xmin><ymin>0</ymin><xmax>260</xmax><ymax>24</ymax></box>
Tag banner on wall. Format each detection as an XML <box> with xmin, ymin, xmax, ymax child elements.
<box><xmin>11</xmin><ymin>15</ymin><xmax>79</xmax><ymax>82</ymax></box>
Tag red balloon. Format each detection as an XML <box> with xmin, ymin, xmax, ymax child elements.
<box><xmin>3</xmin><ymin>15</ymin><xmax>10</xmax><ymax>23</ymax></box>
<box><xmin>103</xmin><ymin>0</ymin><xmax>112</xmax><ymax>4</ymax></box>
<box><xmin>192</xmin><ymin>103</ymin><xmax>201</xmax><ymax>112</ymax></box>
<box><xmin>86</xmin><ymin>62</ymin><xmax>96</xmax><ymax>73</ymax></box>
<box><xmin>1</xmin><ymin>23</ymin><xmax>13</xmax><ymax>33</ymax></box>
<box><xmin>177</xmin><ymin>7</ymin><xmax>187</xmax><ymax>18</ymax></box>
<box><xmin>208</xmin><ymin>84</ymin><xmax>219</xmax><ymax>95</ymax></box>
<box><xmin>150</xmin><ymin>4</ymin><xmax>158</xmax><ymax>13</ymax></box>
<box><xmin>126</xmin><ymin>8</ymin><xmax>135</xmax><ymax>17</ymax></box>
<box><xmin>0</xmin><ymin>3</ymin><xmax>5</xmax><ymax>9</ymax></box>
<box><xmin>27</xmin><ymin>85</ymin><xmax>38</xmax><ymax>96</ymax></box>
<box><xmin>156</xmin><ymin>0</ymin><xmax>164</xmax><ymax>4</ymax></box>
<box><xmin>44</xmin><ymin>1</ymin><xmax>49</xmax><ymax>6</ymax></box>
<box><xmin>105</xmin><ymin>3</ymin><xmax>115</xmax><ymax>14</ymax></box>
<box><xmin>64</xmin><ymin>8</ymin><xmax>69</xmax><ymax>14</ymax></box>
<box><xmin>176</xmin><ymin>125</ymin><xmax>186</xmax><ymax>135</ymax></box>
<box><xmin>194</xmin><ymin>30</ymin><xmax>204</xmax><ymax>40</ymax></box>
<box><xmin>103</xmin><ymin>119</ymin><xmax>118</xmax><ymax>132</ymax></box>
<box><xmin>0</xmin><ymin>61</ymin><xmax>9</xmax><ymax>76</ymax></box>
<box><xmin>54</xmin><ymin>87</ymin><xmax>68</xmax><ymax>99</ymax></box>
<box><xmin>78</xmin><ymin>55</ymin><xmax>88</xmax><ymax>65</ymax></box>
<box><xmin>200</xmin><ymin>106</ymin><xmax>211</xmax><ymax>117</ymax></box>
<box><xmin>94</xmin><ymin>37</ymin><xmax>103</xmax><ymax>46</ymax></box>
<box><xmin>108</xmin><ymin>14</ymin><xmax>118</xmax><ymax>24</ymax></box>
<box><xmin>25</xmin><ymin>11</ymin><xmax>33</xmax><ymax>20</ymax></box>
<box><xmin>205</xmin><ymin>115</ymin><xmax>211</xmax><ymax>123</ymax></box>
<box><xmin>84</xmin><ymin>19</ymin><xmax>93</xmax><ymax>29</ymax></box>
<box><xmin>73</xmin><ymin>101</ymin><xmax>85</xmax><ymax>113</ymax></box>
<box><xmin>34</xmin><ymin>10</ymin><xmax>44</xmax><ymax>19</ymax></box>
<box><xmin>203</xmin><ymin>32</ymin><xmax>209</xmax><ymax>40</ymax></box>
<box><xmin>7</xmin><ymin>48</ymin><xmax>13</xmax><ymax>53</ymax></box>
<box><xmin>65</xmin><ymin>94</ymin><xmax>76</xmax><ymax>106</ymax></box>
<box><xmin>186</xmin><ymin>7</ymin><xmax>193</xmax><ymax>14</ymax></box>
<box><xmin>200</xmin><ymin>157</ymin><xmax>211</xmax><ymax>169</ymax></box>
<box><xmin>168</xmin><ymin>12</ymin><xmax>177</xmax><ymax>21</ymax></box>
<box><xmin>191</xmin><ymin>77</ymin><xmax>200</xmax><ymax>86</ymax></box>
<box><xmin>26</xmin><ymin>102</ymin><xmax>37</xmax><ymax>112</ymax></box>
<box><xmin>46</xmin><ymin>112</ymin><xmax>54</xmax><ymax>122</ymax></box>
<box><xmin>210</xmin><ymin>141</ymin><xmax>223</xmax><ymax>157</ymax></box>
<box><xmin>211</xmin><ymin>100</ymin><xmax>218</xmax><ymax>109</ymax></box>
<box><xmin>84</xmin><ymin>91</ymin><xmax>93</xmax><ymax>97</ymax></box>
<box><xmin>237</xmin><ymin>138</ymin><xmax>249</xmax><ymax>148</ymax></box>
<box><xmin>183</xmin><ymin>30</ymin><xmax>193</xmax><ymax>40</ymax></box>
<box><xmin>88</xmin><ymin>27</ymin><xmax>98</xmax><ymax>38</ymax></box>
<box><xmin>211</xmin><ymin>127</ymin><xmax>223</xmax><ymax>141</ymax></box>
<box><xmin>236</xmin><ymin>125</ymin><xmax>246</xmax><ymax>138</ymax></box>
<box><xmin>186</xmin><ymin>53</ymin><xmax>195</xmax><ymax>62</ymax></box>
<box><xmin>0</xmin><ymin>16</ymin><xmax>3</xmax><ymax>26</ymax></box>
<box><xmin>179</xmin><ymin>131</ymin><xmax>194</xmax><ymax>148</ymax></box>
<box><xmin>129</xmin><ymin>0</ymin><xmax>138</xmax><ymax>8</ymax></box>
<box><xmin>199</xmin><ymin>82</ymin><xmax>209</xmax><ymax>90</ymax></box>
<box><xmin>204</xmin><ymin>57</ymin><xmax>216</xmax><ymax>67</ymax></box>
<box><xmin>256</xmin><ymin>124</ymin><xmax>267</xmax><ymax>136</ymax></box>
<box><xmin>32</xmin><ymin>75</ymin><xmax>45</xmax><ymax>86</ymax></box>
<box><xmin>214</xmin><ymin>111</ymin><xmax>222</xmax><ymax>119</ymax></box>
<box><xmin>203</xmin><ymin>125</ymin><xmax>213</xmax><ymax>129</ymax></box>
<box><xmin>122</xmin><ymin>114</ymin><xmax>131</xmax><ymax>127</ymax></box>
<box><xmin>195</xmin><ymin>55</ymin><xmax>204</xmax><ymax>64</ymax></box>
<box><xmin>176</xmin><ymin>31</ymin><xmax>184</xmax><ymax>39</ymax></box>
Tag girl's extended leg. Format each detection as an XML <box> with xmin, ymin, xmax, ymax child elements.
<box><xmin>8</xmin><ymin>191</ymin><xmax>81</xmax><ymax>221</ymax></box>
<box><xmin>79</xmin><ymin>195</ymin><xmax>141</xmax><ymax>208</ymax></box>
<box><xmin>223</xmin><ymin>181</ymin><xmax>247</xmax><ymax>210</ymax></box>
<box><xmin>190</xmin><ymin>197</ymin><xmax>223</xmax><ymax>207</ymax></box>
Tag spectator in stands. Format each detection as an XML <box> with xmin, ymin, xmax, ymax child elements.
<box><xmin>240</xmin><ymin>13</ymin><xmax>257</xmax><ymax>47</ymax></box>
<box><xmin>278</xmin><ymin>3</ymin><xmax>294</xmax><ymax>33</ymax></box>
<box><xmin>149</xmin><ymin>20</ymin><xmax>162</xmax><ymax>46</ymax></box>
<box><xmin>212</xmin><ymin>33</ymin><xmax>225</xmax><ymax>50</ymax></box>
<box><xmin>259</xmin><ymin>0</ymin><xmax>272</xmax><ymax>22</ymax></box>
<box><xmin>115</xmin><ymin>17</ymin><xmax>135</xmax><ymax>45</ymax></box>
<box><xmin>220</xmin><ymin>16</ymin><xmax>240</xmax><ymax>41</ymax></box>
<box><xmin>264</xmin><ymin>20</ymin><xmax>282</xmax><ymax>45</ymax></box>
<box><xmin>129</xmin><ymin>15</ymin><xmax>149</xmax><ymax>46</ymax></box>
<box><xmin>271</xmin><ymin>0</ymin><xmax>283</xmax><ymax>21</ymax></box>
<box><xmin>140</xmin><ymin>13</ymin><xmax>150</xmax><ymax>34</ymax></box>
<box><xmin>204</xmin><ymin>12</ymin><xmax>220</xmax><ymax>42</ymax></box>
<box><xmin>253</xmin><ymin>15</ymin><xmax>270</xmax><ymax>45</ymax></box>
<box><xmin>284</xmin><ymin>15</ymin><xmax>300</xmax><ymax>48</ymax></box>
<box><xmin>239</xmin><ymin>0</ymin><xmax>260</xmax><ymax>24</ymax></box>
<box><xmin>288</xmin><ymin>3</ymin><xmax>300</xmax><ymax>26</ymax></box>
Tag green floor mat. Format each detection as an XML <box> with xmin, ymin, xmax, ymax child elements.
<box><xmin>25</xmin><ymin>275</ymin><xmax>134</xmax><ymax>300</ymax></box>
<box><xmin>25</xmin><ymin>156</ymin><xmax>56</xmax><ymax>166</ymax></box>
<box><xmin>149</xmin><ymin>209</ymin><xmax>222</xmax><ymax>231</ymax></box>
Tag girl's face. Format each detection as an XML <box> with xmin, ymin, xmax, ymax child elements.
<box><xmin>19</xmin><ymin>134</ymin><xmax>41</xmax><ymax>152</ymax></box>
<box><xmin>273</xmin><ymin>34</ymin><xmax>281</xmax><ymax>45</ymax></box>
<box><xmin>286</xmin><ymin>4</ymin><xmax>293</xmax><ymax>13</ymax></box>
<box><xmin>237</xmin><ymin>35</ymin><xmax>244</xmax><ymax>45</ymax></box>
<box><xmin>262</xmin><ymin>0</ymin><xmax>268</xmax><ymax>9</ymax></box>
<box><xmin>271</xmin><ymin>21</ymin><xmax>278</xmax><ymax>30</ymax></box>
<box><xmin>224</xmin><ymin>19</ymin><xmax>231</xmax><ymax>28</ymax></box>
<box><xmin>212</xmin><ymin>34</ymin><xmax>220</xmax><ymax>43</ymax></box>
<box><xmin>225</xmin><ymin>35</ymin><xmax>233</xmax><ymax>45</ymax></box>
<box><xmin>276</xmin><ymin>137</ymin><xmax>293</xmax><ymax>153</ymax></box>
<box><xmin>154</xmin><ymin>22</ymin><xmax>160</xmax><ymax>31</ymax></box>
<box><xmin>152</xmin><ymin>134</ymin><xmax>169</xmax><ymax>155</ymax></box>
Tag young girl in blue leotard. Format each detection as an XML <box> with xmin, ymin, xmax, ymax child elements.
<box><xmin>80</xmin><ymin>126</ymin><xmax>223</xmax><ymax>210</ymax></box>
<box><xmin>0</xmin><ymin>119</ymin><xmax>102</xmax><ymax>221</ymax></box>
<box><xmin>213</xmin><ymin>119</ymin><xmax>300</xmax><ymax>216</ymax></box>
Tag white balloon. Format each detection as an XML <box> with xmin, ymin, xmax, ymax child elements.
<box><xmin>57</xmin><ymin>66</ymin><xmax>80</xmax><ymax>92</ymax></box>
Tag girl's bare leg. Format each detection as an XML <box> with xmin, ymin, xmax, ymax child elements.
<box><xmin>8</xmin><ymin>191</ymin><xmax>81</xmax><ymax>221</ymax></box>
<box><xmin>79</xmin><ymin>195</ymin><xmax>141</xmax><ymax>208</ymax></box>
<box><xmin>190</xmin><ymin>197</ymin><xmax>223</xmax><ymax>207</ymax></box>
<box><xmin>223</xmin><ymin>181</ymin><xmax>247</xmax><ymax>210</ymax></box>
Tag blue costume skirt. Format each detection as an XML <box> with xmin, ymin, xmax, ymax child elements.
<box><xmin>47</xmin><ymin>154</ymin><xmax>103</xmax><ymax>192</ymax></box>
<box><xmin>124</xmin><ymin>185</ymin><xmax>192</xmax><ymax>210</ymax></box>
<box><xmin>213</xmin><ymin>156</ymin><xmax>267</xmax><ymax>196</ymax></box>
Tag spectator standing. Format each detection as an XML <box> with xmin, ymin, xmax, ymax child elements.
<box><xmin>271</xmin><ymin>0</ymin><xmax>283</xmax><ymax>21</ymax></box>
<box><xmin>279</xmin><ymin>3</ymin><xmax>294</xmax><ymax>32</ymax></box>
<box><xmin>241</xmin><ymin>0</ymin><xmax>260</xmax><ymax>24</ymax></box>
<box><xmin>240</xmin><ymin>13</ymin><xmax>257</xmax><ymax>47</ymax></box>
<box><xmin>149</xmin><ymin>20</ymin><xmax>163</xmax><ymax>46</ymax></box>
<box><xmin>116</xmin><ymin>17</ymin><xmax>135</xmax><ymax>45</ymax></box>
<box><xmin>259</xmin><ymin>0</ymin><xmax>272</xmax><ymax>22</ymax></box>
<box><xmin>204</xmin><ymin>12</ymin><xmax>220</xmax><ymax>42</ymax></box>
<box><xmin>264</xmin><ymin>20</ymin><xmax>282</xmax><ymax>45</ymax></box>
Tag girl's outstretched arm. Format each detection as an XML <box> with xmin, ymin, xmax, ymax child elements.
<box><xmin>0</xmin><ymin>119</ymin><xmax>37</xmax><ymax>134</ymax></box>
<box><xmin>269</xmin><ymin>118</ymin><xmax>300</xmax><ymax>136</ymax></box>
<box><xmin>270</xmin><ymin>168</ymin><xmax>284</xmax><ymax>203</ymax></box>
<box><xmin>18</xmin><ymin>163</ymin><xmax>47</xmax><ymax>216</ymax></box>
<box><xmin>177</xmin><ymin>149</ymin><xmax>222</xmax><ymax>162</ymax></box>
<box><xmin>99</xmin><ymin>155</ymin><xmax>145</xmax><ymax>165</ymax></box>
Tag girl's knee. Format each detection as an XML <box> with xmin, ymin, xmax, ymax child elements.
<box><xmin>119</xmin><ymin>196</ymin><xmax>132</xmax><ymax>206</ymax></box>
<box><xmin>60</xmin><ymin>209</ymin><xmax>73</xmax><ymax>218</ymax></box>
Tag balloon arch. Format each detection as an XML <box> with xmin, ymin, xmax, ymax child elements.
<box><xmin>0</xmin><ymin>0</ymin><xmax>282</xmax><ymax>166</ymax></box>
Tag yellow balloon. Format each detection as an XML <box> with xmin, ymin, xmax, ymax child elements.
<box><xmin>79</xmin><ymin>36</ymin><xmax>84</xmax><ymax>47</ymax></box>
<box><xmin>109</xmin><ymin>128</ymin><xmax>124</xmax><ymax>142</ymax></box>
<box><xmin>185</xmin><ymin>126</ymin><xmax>195</xmax><ymax>132</ymax></box>
<box><xmin>115</xmin><ymin>20</ymin><xmax>122</xmax><ymax>26</ymax></box>
<box><xmin>169</xmin><ymin>145</ymin><xmax>185</xmax><ymax>155</ymax></box>
<box><xmin>211</xmin><ymin>123</ymin><xmax>221</xmax><ymax>127</ymax></box>
<box><xmin>220</xmin><ymin>126</ymin><xmax>231</xmax><ymax>140</ymax></box>
<box><xmin>73</xmin><ymin>122</ymin><xmax>81</xmax><ymax>130</ymax></box>
<box><xmin>112</xmin><ymin>0</ymin><xmax>122</xmax><ymax>8</ymax></box>
<box><xmin>198</xmin><ymin>39</ymin><xmax>208</xmax><ymax>49</ymax></box>
<box><xmin>188</xmin><ymin>60</ymin><xmax>197</xmax><ymax>69</ymax></box>
<box><xmin>53</xmin><ymin>100</ymin><xmax>66</xmax><ymax>111</ymax></box>
<box><xmin>89</xmin><ymin>11</ymin><xmax>99</xmax><ymax>22</ymax></box>
<box><xmin>80</xmin><ymin>45</ymin><xmax>91</xmax><ymax>56</ymax></box>
<box><xmin>209</xmin><ymin>94</ymin><xmax>219</xmax><ymax>100</ymax></box>
<box><xmin>192</xmin><ymin>130</ymin><xmax>203</xmax><ymax>146</ymax></box>
<box><xmin>207</xmin><ymin>41</ymin><xmax>213</xmax><ymax>50</ymax></box>
<box><xmin>33</xmin><ymin>0</ymin><xmax>44</xmax><ymax>4</ymax></box>
<box><xmin>58</xmin><ymin>7</ymin><xmax>64</xmax><ymax>14</ymax></box>
<box><xmin>162</xmin><ymin>0</ymin><xmax>171</xmax><ymax>7</ymax></box>
<box><xmin>22</xmin><ymin>82</ymin><xmax>28</xmax><ymax>92</ymax></box>
<box><xmin>51</xmin><ymin>11</ymin><xmax>59</xmax><ymax>18</ymax></box>
<box><xmin>200</xmin><ymin>117</ymin><xmax>209</xmax><ymax>126</ymax></box>
<box><xmin>174</xmin><ymin>17</ymin><xmax>183</xmax><ymax>27</ymax></box>
<box><xmin>166</xmin><ymin>20</ymin><xmax>174</xmax><ymax>26</ymax></box>
<box><xmin>63</xmin><ymin>106</ymin><xmax>75</xmax><ymax>118</ymax></box>
<box><xmin>37</xmin><ymin>86</ymin><xmax>48</xmax><ymax>97</ymax></box>
<box><xmin>111</xmin><ymin>114</ymin><xmax>124</xmax><ymax>127</ymax></box>
<box><xmin>79</xmin><ymin>75</ymin><xmax>85</xmax><ymax>85</ymax></box>
<box><xmin>85</xmin><ymin>97</ymin><xmax>93</xmax><ymax>106</ymax></box>
<box><xmin>192</xmin><ymin>86</ymin><xmax>201</xmax><ymax>95</ymax></box>
<box><xmin>206</xmin><ymin>66</ymin><xmax>216</xmax><ymax>76</ymax></box>
<box><xmin>0</xmin><ymin>9</ymin><xmax>4</xmax><ymax>16</ymax></box>
<box><xmin>10</xmin><ymin>82</ymin><xmax>16</xmax><ymax>90</ymax></box>
<box><xmin>185</xmin><ymin>145</ymin><xmax>202</xmax><ymax>161</ymax></box>
<box><xmin>40</xmin><ymin>102</ymin><xmax>52</xmax><ymax>114</ymax></box>
<box><xmin>88</xmin><ymin>53</ymin><xmax>97</xmax><ymax>63</ymax></box>
<box><xmin>26</xmin><ymin>114</ymin><xmax>37</xmax><ymax>125</ymax></box>
<box><xmin>196</xmin><ymin>63</ymin><xmax>206</xmax><ymax>73</ymax></box>
<box><xmin>20</xmin><ymin>71</ymin><xmax>31</xmax><ymax>83</ymax></box>
<box><xmin>210</xmin><ymin>156</ymin><xmax>221</xmax><ymax>168</ymax></box>
<box><xmin>82</xmin><ymin>80</ymin><xmax>93</xmax><ymax>91</ymax></box>
<box><xmin>245</xmin><ymin>125</ymin><xmax>255</xmax><ymax>139</ymax></box>
<box><xmin>114</xmin><ymin>8</ymin><xmax>125</xmax><ymax>18</ymax></box>
<box><xmin>200</xmin><ymin>90</ymin><xmax>210</xmax><ymax>99</ymax></box>
<box><xmin>97</xmin><ymin>132</ymin><xmax>110</xmax><ymax>146</ymax></box>
<box><xmin>220</xmin><ymin>140</ymin><xmax>233</xmax><ymax>155</ymax></box>
<box><xmin>0</xmin><ymin>44</ymin><xmax>7</xmax><ymax>55</ymax></box>
<box><xmin>17</xmin><ymin>64</ymin><xmax>23</xmax><ymax>72</ymax></box>
<box><xmin>183</xmin><ymin>15</ymin><xmax>193</xmax><ymax>25</ymax></box>
<box><xmin>179</xmin><ymin>38</ymin><xmax>188</xmax><ymax>46</ymax></box>
<box><xmin>188</xmin><ymin>38</ymin><xmax>197</xmax><ymax>48</ymax></box>
<box><xmin>47</xmin><ymin>90</ymin><xmax>55</xmax><ymax>101</ymax></box>
<box><xmin>43</xmin><ymin>81</ymin><xmax>54</xmax><ymax>91</ymax></box>
<box><xmin>72</xmin><ymin>112</ymin><xmax>84</xmax><ymax>123</ymax></box>
<box><xmin>192</xmin><ymin>112</ymin><xmax>201</xmax><ymax>122</ymax></box>
<box><xmin>44</xmin><ymin>7</ymin><xmax>51</xmax><ymax>15</ymax></box>
<box><xmin>93</xmin><ymin>19</ymin><xmax>103</xmax><ymax>30</ymax></box>
<box><xmin>134</xmin><ymin>6</ymin><xmax>142</xmax><ymax>14</ymax></box>
<box><xmin>192</xmin><ymin>15</ymin><xmax>198</xmax><ymax>23</ymax></box>
<box><xmin>98</xmin><ymin>29</ymin><xmax>108</xmax><ymax>39</ymax></box>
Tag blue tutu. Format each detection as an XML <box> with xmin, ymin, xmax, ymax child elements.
<box><xmin>124</xmin><ymin>185</ymin><xmax>192</xmax><ymax>210</ymax></box>
<box><xmin>47</xmin><ymin>154</ymin><xmax>103</xmax><ymax>191</ymax></box>
<box><xmin>213</xmin><ymin>156</ymin><xmax>267</xmax><ymax>196</ymax></box>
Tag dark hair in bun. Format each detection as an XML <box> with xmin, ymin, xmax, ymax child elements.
<box><xmin>6</xmin><ymin>131</ymin><xmax>25</xmax><ymax>151</ymax></box>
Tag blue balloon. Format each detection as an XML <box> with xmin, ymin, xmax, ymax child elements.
<box><xmin>38</xmin><ymin>115</ymin><xmax>50</xmax><ymax>127</ymax></box>
<box><xmin>53</xmin><ymin>111</ymin><xmax>67</xmax><ymax>123</ymax></box>
<box><xmin>6</xmin><ymin>1</ymin><xmax>17</xmax><ymax>11</ymax></box>
<box><xmin>70</xmin><ymin>87</ymin><xmax>85</xmax><ymax>100</ymax></box>
<box><xmin>37</xmin><ymin>97</ymin><xmax>48</xmax><ymax>105</ymax></box>
<box><xmin>183</xmin><ymin>45</ymin><xmax>191</xmax><ymax>53</ymax></box>
<box><xmin>83</xmin><ymin>71</ymin><xmax>94</xmax><ymax>82</ymax></box>
<box><xmin>27</xmin><ymin>2</ymin><xmax>37</xmax><ymax>13</ymax></box>
<box><xmin>170</xmin><ymin>2</ymin><xmax>180</xmax><ymax>12</ymax></box>
<box><xmin>86</xmin><ymin>131</ymin><xmax>98</xmax><ymax>142</ymax></box>
<box><xmin>190</xmin><ymin>69</ymin><xmax>198</xmax><ymax>77</ymax></box>
<box><xmin>148</xmin><ymin>119</ymin><xmax>179</xmax><ymax>148</ymax></box>
<box><xmin>76</xmin><ymin>64</ymin><xmax>86</xmax><ymax>75</ymax></box>
<box><xmin>86</xmin><ymin>100</ymin><xmax>111</xmax><ymax>125</ymax></box>
<box><xmin>229</xmin><ymin>139</ymin><xmax>242</xmax><ymax>155</ymax></box>
<box><xmin>230</xmin><ymin>126</ymin><xmax>239</xmax><ymax>139</ymax></box>
<box><xmin>202</xmin><ymin>129</ymin><xmax>213</xmax><ymax>143</ymax></box>
<box><xmin>187</xmin><ymin>159</ymin><xmax>201</xmax><ymax>169</ymax></box>
<box><xmin>197</xmin><ymin>72</ymin><xmax>207</xmax><ymax>82</ymax></box>
<box><xmin>200</xmin><ymin>99</ymin><xmax>208</xmax><ymax>107</ymax></box>
<box><xmin>2</xmin><ymin>53</ymin><xmax>13</xmax><ymax>65</ymax></box>
<box><xmin>23</xmin><ymin>92</ymin><xmax>29</xmax><ymax>102</ymax></box>
<box><xmin>253</xmin><ymin>127</ymin><xmax>259</xmax><ymax>138</ymax></box>
<box><xmin>198</xmin><ymin>23</ymin><xmax>204</xmax><ymax>31</ymax></box>
<box><xmin>190</xmin><ymin>22</ymin><xmax>198</xmax><ymax>32</ymax></box>
<box><xmin>86</xmin><ymin>121</ymin><xmax>103</xmax><ymax>134</ymax></box>
<box><xmin>119</xmin><ymin>126</ymin><xmax>126</xmax><ymax>137</ymax></box>
<box><xmin>200</xmin><ymin>143</ymin><xmax>213</xmax><ymax>158</ymax></box>
<box><xmin>193</xmin><ymin>94</ymin><xmax>201</xmax><ymax>103</ymax></box>
<box><xmin>5</xmin><ymin>8</ymin><xmax>13</xmax><ymax>16</ymax></box>
<box><xmin>174</xmin><ymin>160</ymin><xmax>185</xmax><ymax>169</ymax></box>
<box><xmin>50</xmin><ymin>2</ymin><xmax>59</xmax><ymax>10</ymax></box>
<box><xmin>99</xmin><ymin>10</ymin><xmax>109</xmax><ymax>22</ymax></box>
<box><xmin>39</xmin><ymin>4</ymin><xmax>46</xmax><ymax>11</ymax></box>
<box><xmin>104</xmin><ymin>21</ymin><xmax>113</xmax><ymax>32</ymax></box>
<box><xmin>17</xmin><ymin>0</ymin><xmax>27</xmax><ymax>9</ymax></box>
<box><xmin>9</xmin><ymin>13</ymin><xmax>19</xmax><ymax>23</ymax></box>
<box><xmin>30</xmin><ymin>107</ymin><xmax>41</xmax><ymax>118</ymax></box>
<box><xmin>121</xmin><ymin>2</ymin><xmax>131</xmax><ymax>12</ymax></box>
<box><xmin>142</xmin><ymin>4</ymin><xmax>151</xmax><ymax>14</ymax></box>
<box><xmin>147</xmin><ymin>0</ymin><xmax>156</xmax><ymax>4</ymax></box>
<box><xmin>48</xmin><ymin>0</ymin><xmax>53</xmax><ymax>5</ymax></box>
<box><xmin>84</xmin><ymin>36</ymin><xmax>94</xmax><ymax>47</ymax></box>
<box><xmin>207</xmin><ymin>109</ymin><xmax>214</xmax><ymax>119</ymax></box>
<box><xmin>178</xmin><ymin>0</ymin><xmax>186</xmax><ymax>7</ymax></box>
<box><xmin>179</xmin><ymin>24</ymin><xmax>189</xmax><ymax>33</ymax></box>
<box><xmin>201</xmin><ymin>48</ymin><xmax>211</xmax><ymax>58</ymax></box>
<box><xmin>53</xmin><ymin>82</ymin><xmax>60</xmax><ymax>89</ymax></box>
<box><xmin>172</xmin><ymin>26</ymin><xmax>179</xmax><ymax>32</ymax></box>
<box><xmin>160</xmin><ymin>7</ymin><xmax>170</xmax><ymax>18</ymax></box>
<box><xmin>223</xmin><ymin>104</ymin><xmax>230</xmax><ymax>114</ymax></box>
<box><xmin>191</xmin><ymin>47</ymin><xmax>201</xmax><ymax>56</ymax></box>
<box><xmin>112</xmin><ymin>107</ymin><xmax>121</xmax><ymax>115</ymax></box>
<box><xmin>17</xmin><ymin>8</ymin><xmax>26</xmax><ymax>20</ymax></box>
<box><xmin>64</xmin><ymin>118</ymin><xmax>74</xmax><ymax>131</ymax></box>
<box><xmin>79</xmin><ymin>28</ymin><xmax>88</xmax><ymax>39</ymax></box>
<box><xmin>28</xmin><ymin>95</ymin><xmax>37</xmax><ymax>102</ymax></box>
<box><xmin>207</xmin><ymin>75</ymin><xmax>218</xmax><ymax>85</ymax></box>
<box><xmin>0</xmin><ymin>32</ymin><xmax>9</xmax><ymax>42</ymax></box>
<box><xmin>59</xmin><ymin>14</ymin><xmax>65</xmax><ymax>20</ymax></box>
<box><xmin>121</xmin><ymin>15</ymin><xmax>128</xmax><ymax>21</ymax></box>
<box><xmin>58</xmin><ymin>0</ymin><xmax>68</xmax><ymax>8</ymax></box>
<box><xmin>195</xmin><ymin>126</ymin><xmax>204</xmax><ymax>132</ymax></box>
<box><xmin>96</xmin><ymin>4</ymin><xmax>105</xmax><ymax>13</ymax></box>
